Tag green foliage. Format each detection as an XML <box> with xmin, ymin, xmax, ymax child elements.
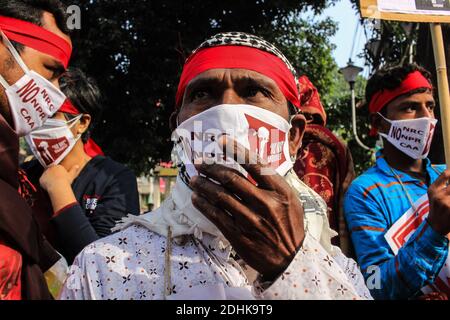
<box><xmin>63</xmin><ymin>0</ymin><xmax>339</xmax><ymax>175</ymax></box>
<box><xmin>323</xmin><ymin>70</ymin><xmax>377</xmax><ymax>175</ymax></box>
<box><xmin>269</xmin><ymin>15</ymin><xmax>338</xmax><ymax>95</ymax></box>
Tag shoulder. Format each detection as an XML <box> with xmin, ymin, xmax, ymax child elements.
<box><xmin>344</xmin><ymin>166</ymin><xmax>390</xmax><ymax>215</ymax></box>
<box><xmin>346</xmin><ymin>166</ymin><xmax>382</xmax><ymax>198</ymax></box>
<box><xmin>74</xmin><ymin>225</ymin><xmax>165</xmax><ymax>267</ymax></box>
<box><xmin>86</xmin><ymin>156</ymin><xmax>137</xmax><ymax>182</ymax></box>
<box><xmin>431</xmin><ymin>164</ymin><xmax>446</xmax><ymax>174</ymax></box>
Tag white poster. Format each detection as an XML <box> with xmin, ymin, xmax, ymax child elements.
<box><xmin>378</xmin><ymin>0</ymin><xmax>450</xmax><ymax>16</ymax></box>
<box><xmin>385</xmin><ymin>194</ymin><xmax>450</xmax><ymax>295</ymax></box>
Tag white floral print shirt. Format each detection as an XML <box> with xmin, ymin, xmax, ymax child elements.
<box><xmin>59</xmin><ymin>225</ymin><xmax>372</xmax><ymax>300</ymax></box>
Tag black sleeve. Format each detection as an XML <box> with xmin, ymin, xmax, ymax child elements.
<box><xmin>87</xmin><ymin>167</ymin><xmax>140</xmax><ymax>237</ymax></box>
<box><xmin>51</xmin><ymin>203</ymin><xmax>99</xmax><ymax>263</ymax></box>
<box><xmin>51</xmin><ymin>168</ymin><xmax>139</xmax><ymax>262</ymax></box>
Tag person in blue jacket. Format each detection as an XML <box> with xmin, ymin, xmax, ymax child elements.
<box><xmin>344</xmin><ymin>63</ymin><xmax>450</xmax><ymax>300</ymax></box>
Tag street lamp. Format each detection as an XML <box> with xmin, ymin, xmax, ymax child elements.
<box><xmin>339</xmin><ymin>60</ymin><xmax>371</xmax><ymax>151</ymax></box>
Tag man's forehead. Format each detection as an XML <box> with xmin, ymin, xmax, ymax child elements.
<box><xmin>187</xmin><ymin>68</ymin><xmax>280</xmax><ymax>88</ymax></box>
<box><xmin>390</xmin><ymin>90</ymin><xmax>435</xmax><ymax>107</ymax></box>
<box><xmin>41</xmin><ymin>11</ymin><xmax>72</xmax><ymax>48</ymax></box>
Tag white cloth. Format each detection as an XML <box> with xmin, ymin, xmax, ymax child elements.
<box><xmin>111</xmin><ymin>175</ymin><xmax>229</xmax><ymax>248</ymax></box>
<box><xmin>59</xmin><ymin>172</ymin><xmax>372</xmax><ymax>300</ymax></box>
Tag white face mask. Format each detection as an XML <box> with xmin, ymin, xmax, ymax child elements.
<box><xmin>172</xmin><ymin>104</ymin><xmax>293</xmax><ymax>182</ymax></box>
<box><xmin>0</xmin><ymin>31</ymin><xmax>67</xmax><ymax>137</ymax></box>
<box><xmin>378</xmin><ymin>113</ymin><xmax>438</xmax><ymax>160</ymax></box>
<box><xmin>25</xmin><ymin>115</ymin><xmax>82</xmax><ymax>168</ymax></box>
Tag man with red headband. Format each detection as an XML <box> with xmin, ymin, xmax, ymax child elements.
<box><xmin>344</xmin><ymin>63</ymin><xmax>450</xmax><ymax>300</ymax></box>
<box><xmin>60</xmin><ymin>32</ymin><xmax>371</xmax><ymax>300</ymax></box>
<box><xmin>0</xmin><ymin>0</ymin><xmax>72</xmax><ymax>300</ymax></box>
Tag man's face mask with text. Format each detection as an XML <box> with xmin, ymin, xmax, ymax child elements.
<box><xmin>172</xmin><ymin>104</ymin><xmax>294</xmax><ymax>183</ymax></box>
<box><xmin>25</xmin><ymin>115</ymin><xmax>82</xmax><ymax>168</ymax></box>
<box><xmin>378</xmin><ymin>113</ymin><xmax>437</xmax><ymax>160</ymax></box>
<box><xmin>0</xmin><ymin>31</ymin><xmax>66</xmax><ymax>137</ymax></box>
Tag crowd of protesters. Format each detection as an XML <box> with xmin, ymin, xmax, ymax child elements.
<box><xmin>0</xmin><ymin>0</ymin><xmax>449</xmax><ymax>301</ymax></box>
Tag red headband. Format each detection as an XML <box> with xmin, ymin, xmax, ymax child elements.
<box><xmin>0</xmin><ymin>16</ymin><xmax>72</xmax><ymax>68</ymax></box>
<box><xmin>60</xmin><ymin>99</ymin><xmax>104</xmax><ymax>158</ymax></box>
<box><xmin>368</xmin><ymin>71</ymin><xmax>432</xmax><ymax>136</ymax></box>
<box><xmin>369</xmin><ymin>71</ymin><xmax>432</xmax><ymax>114</ymax></box>
<box><xmin>176</xmin><ymin>46</ymin><xmax>300</xmax><ymax>108</ymax></box>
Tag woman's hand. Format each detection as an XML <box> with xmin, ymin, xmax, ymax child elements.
<box><xmin>40</xmin><ymin>165</ymin><xmax>81</xmax><ymax>215</ymax></box>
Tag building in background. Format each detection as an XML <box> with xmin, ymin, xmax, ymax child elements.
<box><xmin>137</xmin><ymin>162</ymin><xmax>177</xmax><ymax>213</ymax></box>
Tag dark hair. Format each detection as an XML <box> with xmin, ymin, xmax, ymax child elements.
<box><xmin>59</xmin><ymin>68</ymin><xmax>103</xmax><ymax>144</ymax></box>
<box><xmin>0</xmin><ymin>0</ymin><xmax>69</xmax><ymax>51</ymax></box>
<box><xmin>365</xmin><ymin>63</ymin><xmax>433</xmax><ymax>115</ymax></box>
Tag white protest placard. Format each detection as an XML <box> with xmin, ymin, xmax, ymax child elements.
<box><xmin>360</xmin><ymin>0</ymin><xmax>450</xmax><ymax>22</ymax></box>
<box><xmin>378</xmin><ymin>0</ymin><xmax>450</xmax><ymax>16</ymax></box>
<box><xmin>385</xmin><ymin>194</ymin><xmax>450</xmax><ymax>295</ymax></box>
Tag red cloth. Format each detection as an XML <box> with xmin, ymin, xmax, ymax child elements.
<box><xmin>368</xmin><ymin>71</ymin><xmax>432</xmax><ymax>136</ymax></box>
<box><xmin>0</xmin><ymin>16</ymin><xmax>72</xmax><ymax>69</ymax></box>
<box><xmin>59</xmin><ymin>99</ymin><xmax>104</xmax><ymax>158</ymax></box>
<box><xmin>294</xmin><ymin>125</ymin><xmax>355</xmax><ymax>255</ymax></box>
<box><xmin>176</xmin><ymin>46</ymin><xmax>300</xmax><ymax>108</ymax></box>
<box><xmin>299</xmin><ymin>76</ymin><xmax>327</xmax><ymax>125</ymax></box>
<box><xmin>0</xmin><ymin>241</ymin><xmax>22</xmax><ymax>300</ymax></box>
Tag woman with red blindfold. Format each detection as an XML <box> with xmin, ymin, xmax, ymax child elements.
<box><xmin>20</xmin><ymin>68</ymin><xmax>140</xmax><ymax>264</ymax></box>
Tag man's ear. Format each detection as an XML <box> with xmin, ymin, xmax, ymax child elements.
<box><xmin>76</xmin><ymin>114</ymin><xmax>92</xmax><ymax>135</ymax></box>
<box><xmin>169</xmin><ymin>110</ymin><xmax>179</xmax><ymax>132</ymax></box>
<box><xmin>370</xmin><ymin>112</ymin><xmax>387</xmax><ymax>135</ymax></box>
<box><xmin>289</xmin><ymin>113</ymin><xmax>307</xmax><ymax>156</ymax></box>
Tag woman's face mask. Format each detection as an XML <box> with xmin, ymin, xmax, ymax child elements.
<box><xmin>0</xmin><ymin>31</ymin><xmax>67</xmax><ymax>137</ymax></box>
<box><xmin>378</xmin><ymin>113</ymin><xmax>438</xmax><ymax>160</ymax></box>
<box><xmin>172</xmin><ymin>104</ymin><xmax>293</xmax><ymax>182</ymax></box>
<box><xmin>25</xmin><ymin>115</ymin><xmax>82</xmax><ymax>168</ymax></box>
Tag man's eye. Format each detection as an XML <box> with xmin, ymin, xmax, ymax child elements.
<box><xmin>45</xmin><ymin>65</ymin><xmax>63</xmax><ymax>79</ymax></box>
<box><xmin>191</xmin><ymin>90</ymin><xmax>209</xmax><ymax>101</ymax></box>
<box><xmin>403</xmin><ymin>106</ymin><xmax>416</xmax><ymax>112</ymax></box>
<box><xmin>246</xmin><ymin>86</ymin><xmax>270</xmax><ymax>98</ymax></box>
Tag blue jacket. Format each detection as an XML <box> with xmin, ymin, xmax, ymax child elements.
<box><xmin>344</xmin><ymin>152</ymin><xmax>448</xmax><ymax>299</ymax></box>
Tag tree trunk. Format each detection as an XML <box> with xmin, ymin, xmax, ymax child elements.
<box><xmin>416</xmin><ymin>23</ymin><xmax>450</xmax><ymax>165</ymax></box>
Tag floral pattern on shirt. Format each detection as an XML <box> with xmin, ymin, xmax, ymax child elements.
<box><xmin>60</xmin><ymin>225</ymin><xmax>371</xmax><ymax>300</ymax></box>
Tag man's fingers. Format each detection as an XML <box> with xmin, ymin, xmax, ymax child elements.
<box><xmin>217</xmin><ymin>135</ymin><xmax>284</xmax><ymax>190</ymax></box>
<box><xmin>191</xmin><ymin>192</ymin><xmax>237</xmax><ymax>239</ymax></box>
<box><xmin>194</xmin><ymin>163</ymin><xmax>267</xmax><ymax>207</ymax></box>
<box><xmin>430</xmin><ymin>169</ymin><xmax>450</xmax><ymax>192</ymax></box>
<box><xmin>190</xmin><ymin>175</ymin><xmax>260</xmax><ymax>223</ymax></box>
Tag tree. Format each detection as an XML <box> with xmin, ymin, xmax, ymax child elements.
<box><xmin>63</xmin><ymin>0</ymin><xmax>339</xmax><ymax>175</ymax></box>
<box><xmin>325</xmin><ymin>69</ymin><xmax>376</xmax><ymax>175</ymax></box>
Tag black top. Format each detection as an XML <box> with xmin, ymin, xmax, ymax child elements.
<box><xmin>22</xmin><ymin>156</ymin><xmax>140</xmax><ymax>263</ymax></box>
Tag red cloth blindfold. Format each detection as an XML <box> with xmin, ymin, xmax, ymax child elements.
<box><xmin>60</xmin><ymin>99</ymin><xmax>104</xmax><ymax>158</ymax></box>
<box><xmin>176</xmin><ymin>46</ymin><xmax>300</xmax><ymax>108</ymax></box>
<box><xmin>0</xmin><ymin>16</ymin><xmax>72</xmax><ymax>69</ymax></box>
<box><xmin>368</xmin><ymin>71</ymin><xmax>432</xmax><ymax>136</ymax></box>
